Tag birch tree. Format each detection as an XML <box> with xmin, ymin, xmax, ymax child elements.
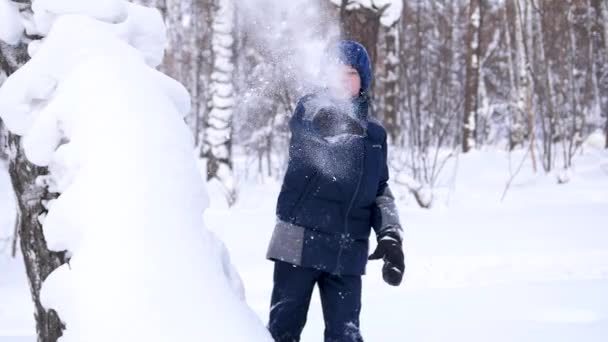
<box><xmin>513</xmin><ymin>0</ymin><xmax>537</xmax><ymax>170</ymax></box>
<box><xmin>463</xmin><ymin>0</ymin><xmax>482</xmax><ymax>152</ymax></box>
<box><xmin>511</xmin><ymin>0</ymin><xmax>528</xmax><ymax>150</ymax></box>
<box><xmin>203</xmin><ymin>0</ymin><xmax>237</xmax><ymax>205</ymax></box>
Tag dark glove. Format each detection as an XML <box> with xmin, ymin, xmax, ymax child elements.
<box><xmin>368</xmin><ymin>233</ymin><xmax>404</xmax><ymax>286</ymax></box>
<box><xmin>313</xmin><ymin>108</ymin><xmax>364</xmax><ymax>137</ymax></box>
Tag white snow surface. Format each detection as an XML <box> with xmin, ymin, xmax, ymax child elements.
<box><xmin>0</xmin><ymin>0</ymin><xmax>24</xmax><ymax>45</ymax></box>
<box><xmin>0</xmin><ymin>2</ymin><xmax>270</xmax><ymax>341</ymax></box>
<box><xmin>1</xmin><ymin>1</ymin><xmax>607</xmax><ymax>341</ymax></box>
<box><xmin>2</xmin><ymin>146</ymin><xmax>608</xmax><ymax>341</ymax></box>
<box><xmin>0</xmin><ymin>10</ymin><xmax>178</xmax><ymax>137</ymax></box>
<box><xmin>31</xmin><ymin>0</ymin><xmax>128</xmax><ymax>36</ymax></box>
<box><xmin>204</xmin><ymin>146</ymin><xmax>608</xmax><ymax>342</ymax></box>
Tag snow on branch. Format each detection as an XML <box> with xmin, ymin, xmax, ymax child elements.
<box><xmin>330</xmin><ymin>0</ymin><xmax>403</xmax><ymax>26</ymax></box>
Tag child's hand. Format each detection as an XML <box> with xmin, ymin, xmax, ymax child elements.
<box><xmin>368</xmin><ymin>233</ymin><xmax>404</xmax><ymax>286</ymax></box>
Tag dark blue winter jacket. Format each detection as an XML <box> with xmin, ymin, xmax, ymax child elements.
<box><xmin>266</xmin><ymin>41</ymin><xmax>402</xmax><ymax>276</ymax></box>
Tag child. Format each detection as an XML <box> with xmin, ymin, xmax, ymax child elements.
<box><xmin>266</xmin><ymin>40</ymin><xmax>404</xmax><ymax>342</ymax></box>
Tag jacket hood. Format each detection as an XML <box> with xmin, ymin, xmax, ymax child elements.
<box><xmin>336</xmin><ymin>40</ymin><xmax>372</xmax><ymax>94</ymax></box>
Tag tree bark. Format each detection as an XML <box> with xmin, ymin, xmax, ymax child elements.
<box><xmin>159</xmin><ymin>0</ymin><xmax>212</xmax><ymax>146</ymax></box>
<box><xmin>606</xmin><ymin>112</ymin><xmax>608</xmax><ymax>148</ymax></box>
<box><xmin>523</xmin><ymin>0</ymin><xmax>537</xmax><ymax>171</ymax></box>
<box><xmin>510</xmin><ymin>0</ymin><xmax>528</xmax><ymax>151</ymax></box>
<box><xmin>535</xmin><ymin>0</ymin><xmax>558</xmax><ymax>171</ymax></box>
<box><xmin>1</xmin><ymin>7</ymin><xmax>67</xmax><ymax>340</ymax></box>
<box><xmin>595</xmin><ymin>0</ymin><xmax>608</xmax><ymax>148</ymax></box>
<box><xmin>0</xmin><ymin>119</ymin><xmax>7</xmax><ymax>161</ymax></box>
<box><xmin>8</xmin><ymin>136</ymin><xmax>66</xmax><ymax>342</ymax></box>
<box><xmin>203</xmin><ymin>0</ymin><xmax>237</xmax><ymax>205</ymax></box>
<box><xmin>463</xmin><ymin>0</ymin><xmax>482</xmax><ymax>153</ymax></box>
<box><xmin>377</xmin><ymin>23</ymin><xmax>400</xmax><ymax>142</ymax></box>
<box><xmin>562</xmin><ymin>0</ymin><xmax>592</xmax><ymax>167</ymax></box>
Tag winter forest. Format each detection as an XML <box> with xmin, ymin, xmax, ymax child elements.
<box><xmin>154</xmin><ymin>0</ymin><xmax>607</xmax><ymax>202</ymax></box>
<box><xmin>1</xmin><ymin>0</ymin><xmax>607</xmax><ymax>341</ymax></box>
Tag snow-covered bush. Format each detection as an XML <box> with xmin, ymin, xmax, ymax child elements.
<box><xmin>0</xmin><ymin>1</ymin><xmax>271</xmax><ymax>341</ymax></box>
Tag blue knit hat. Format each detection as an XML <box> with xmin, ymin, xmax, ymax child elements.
<box><xmin>336</xmin><ymin>40</ymin><xmax>372</xmax><ymax>93</ymax></box>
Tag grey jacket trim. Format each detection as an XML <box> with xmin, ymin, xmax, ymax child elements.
<box><xmin>266</xmin><ymin>219</ymin><xmax>306</xmax><ymax>266</ymax></box>
<box><xmin>374</xmin><ymin>186</ymin><xmax>403</xmax><ymax>241</ymax></box>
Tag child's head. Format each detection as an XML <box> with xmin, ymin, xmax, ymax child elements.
<box><xmin>335</xmin><ymin>40</ymin><xmax>372</xmax><ymax>96</ymax></box>
<box><xmin>337</xmin><ymin>64</ymin><xmax>361</xmax><ymax>98</ymax></box>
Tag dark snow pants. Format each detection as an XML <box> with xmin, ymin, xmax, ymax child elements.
<box><xmin>268</xmin><ymin>261</ymin><xmax>364</xmax><ymax>342</ymax></box>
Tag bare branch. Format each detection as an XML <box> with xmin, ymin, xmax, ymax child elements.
<box><xmin>501</xmin><ymin>146</ymin><xmax>531</xmax><ymax>202</ymax></box>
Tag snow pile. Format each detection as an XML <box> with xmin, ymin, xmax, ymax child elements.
<box><xmin>0</xmin><ymin>1</ymin><xmax>271</xmax><ymax>341</ymax></box>
<box><xmin>0</xmin><ymin>0</ymin><xmax>24</xmax><ymax>45</ymax></box>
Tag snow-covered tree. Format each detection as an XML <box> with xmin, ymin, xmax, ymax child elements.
<box><xmin>0</xmin><ymin>1</ymin><xmax>272</xmax><ymax>341</ymax></box>
<box><xmin>134</xmin><ymin>0</ymin><xmax>213</xmax><ymax>147</ymax></box>
<box><xmin>1</xmin><ymin>1</ymin><xmax>66</xmax><ymax>339</ymax></box>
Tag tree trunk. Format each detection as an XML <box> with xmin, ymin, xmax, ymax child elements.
<box><xmin>1</xmin><ymin>34</ymin><xmax>67</xmax><ymax>340</ymax></box>
<box><xmin>203</xmin><ymin>0</ymin><xmax>237</xmax><ymax>205</ymax></box>
<box><xmin>510</xmin><ymin>0</ymin><xmax>528</xmax><ymax>151</ymax></box>
<box><xmin>8</xmin><ymin>136</ymin><xmax>67</xmax><ymax>342</ymax></box>
<box><xmin>192</xmin><ymin>0</ymin><xmax>213</xmax><ymax>148</ymax></box>
<box><xmin>567</xmin><ymin>0</ymin><xmax>592</xmax><ymax>154</ymax></box>
<box><xmin>463</xmin><ymin>0</ymin><xmax>482</xmax><ymax>153</ymax></box>
<box><xmin>397</xmin><ymin>0</ymin><xmax>409</xmax><ymax>148</ymax></box>
<box><xmin>523</xmin><ymin>0</ymin><xmax>537</xmax><ymax>171</ymax></box>
<box><xmin>377</xmin><ymin>23</ymin><xmax>400</xmax><ymax>142</ymax></box>
<box><xmin>595</xmin><ymin>0</ymin><xmax>608</xmax><ymax>148</ymax></box>
<box><xmin>1</xmin><ymin>41</ymin><xmax>16</xmax><ymax>161</ymax></box>
<box><xmin>159</xmin><ymin>0</ymin><xmax>211</xmax><ymax>146</ymax></box>
<box><xmin>606</xmin><ymin>112</ymin><xmax>608</xmax><ymax>148</ymax></box>
<box><xmin>535</xmin><ymin>0</ymin><xmax>558</xmax><ymax>171</ymax></box>
<box><xmin>0</xmin><ymin>119</ymin><xmax>7</xmax><ymax>161</ymax></box>
<box><xmin>560</xmin><ymin>0</ymin><xmax>591</xmax><ymax>167</ymax></box>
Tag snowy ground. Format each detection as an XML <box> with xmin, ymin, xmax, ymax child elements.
<box><xmin>1</xmin><ymin>144</ymin><xmax>608</xmax><ymax>341</ymax></box>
